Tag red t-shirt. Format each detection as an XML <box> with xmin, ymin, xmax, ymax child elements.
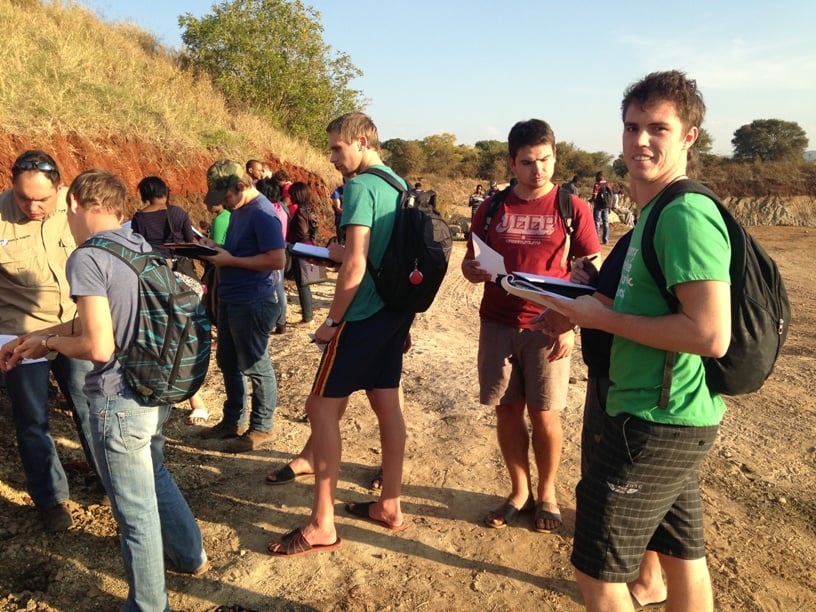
<box><xmin>470</xmin><ymin>186</ymin><xmax>599</xmax><ymax>327</ymax></box>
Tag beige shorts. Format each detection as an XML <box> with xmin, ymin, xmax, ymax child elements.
<box><xmin>477</xmin><ymin>319</ymin><xmax>570</xmax><ymax>410</ymax></box>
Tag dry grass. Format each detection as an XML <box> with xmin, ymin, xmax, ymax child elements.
<box><xmin>0</xmin><ymin>0</ymin><xmax>337</xmax><ymax>184</ymax></box>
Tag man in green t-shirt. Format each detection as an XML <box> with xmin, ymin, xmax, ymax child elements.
<box><xmin>539</xmin><ymin>71</ymin><xmax>731</xmax><ymax>611</ymax></box>
<box><xmin>207</xmin><ymin>201</ymin><xmax>231</xmax><ymax>246</ymax></box>
<box><xmin>267</xmin><ymin>112</ymin><xmax>413</xmax><ymax>556</ymax></box>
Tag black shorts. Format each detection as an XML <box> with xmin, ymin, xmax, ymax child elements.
<box><xmin>311</xmin><ymin>307</ymin><xmax>414</xmax><ymax>398</ymax></box>
<box><xmin>571</xmin><ymin>413</ymin><xmax>719</xmax><ymax>582</ymax></box>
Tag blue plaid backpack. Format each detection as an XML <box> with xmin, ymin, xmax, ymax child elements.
<box><xmin>80</xmin><ymin>237</ymin><xmax>212</xmax><ymax>405</ymax></box>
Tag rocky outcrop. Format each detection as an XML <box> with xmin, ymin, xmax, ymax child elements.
<box><xmin>722</xmin><ymin>196</ymin><xmax>816</xmax><ymax>227</ymax></box>
<box><xmin>0</xmin><ymin>131</ymin><xmax>329</xmax><ymax>228</ymax></box>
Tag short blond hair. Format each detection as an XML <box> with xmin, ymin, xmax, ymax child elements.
<box><xmin>326</xmin><ymin>112</ymin><xmax>381</xmax><ymax>151</ymax></box>
<box><xmin>67</xmin><ymin>169</ymin><xmax>127</xmax><ymax>216</ymax></box>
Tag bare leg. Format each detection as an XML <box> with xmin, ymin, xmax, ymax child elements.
<box><xmin>485</xmin><ymin>400</ymin><xmax>532</xmax><ymax>527</ymax></box>
<box><xmin>269</xmin><ymin>394</ymin><xmax>347</xmax><ymax>550</ymax></box>
<box><xmin>186</xmin><ymin>391</ymin><xmax>209</xmax><ymax>425</ymax></box>
<box><xmin>267</xmin><ymin>403</ymin><xmax>349</xmax><ymax>482</ymax></box>
<box><xmin>363</xmin><ymin>387</ymin><xmax>402</xmax><ymax>491</ymax></box>
<box><xmin>658</xmin><ymin>554</ymin><xmax>713</xmax><ymax>612</ymax></box>
<box><xmin>575</xmin><ymin>568</ymin><xmax>635</xmax><ymax>612</ymax></box>
<box><xmin>628</xmin><ymin>551</ymin><xmax>667</xmax><ymax>606</ymax></box>
<box><xmin>529</xmin><ymin>408</ymin><xmax>562</xmax><ymax>530</ymax></box>
<box><xmin>364</xmin><ymin>387</ymin><xmax>405</xmax><ymax>527</ymax></box>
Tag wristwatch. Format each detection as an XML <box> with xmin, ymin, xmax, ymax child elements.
<box><xmin>325</xmin><ymin>317</ymin><xmax>341</xmax><ymax>328</ymax></box>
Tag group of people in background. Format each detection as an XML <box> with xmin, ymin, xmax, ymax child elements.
<box><xmin>0</xmin><ymin>69</ymin><xmax>730</xmax><ymax>611</ymax></box>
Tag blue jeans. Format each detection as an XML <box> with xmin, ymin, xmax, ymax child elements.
<box><xmin>4</xmin><ymin>355</ymin><xmax>97</xmax><ymax>509</ymax></box>
<box><xmin>216</xmin><ymin>297</ymin><xmax>280</xmax><ymax>432</ymax></box>
<box><xmin>89</xmin><ymin>391</ymin><xmax>206</xmax><ymax>612</ymax></box>
<box><xmin>594</xmin><ymin>207</ymin><xmax>610</xmax><ymax>244</ymax></box>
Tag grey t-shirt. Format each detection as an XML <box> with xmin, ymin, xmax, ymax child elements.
<box><xmin>66</xmin><ymin>228</ymin><xmax>150</xmax><ymax>398</ymax></box>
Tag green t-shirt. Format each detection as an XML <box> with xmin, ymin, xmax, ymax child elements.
<box><xmin>340</xmin><ymin>165</ymin><xmax>402</xmax><ymax>321</ymax></box>
<box><xmin>607</xmin><ymin>192</ymin><xmax>730</xmax><ymax>426</ymax></box>
<box><xmin>211</xmin><ymin>209</ymin><xmax>231</xmax><ymax>246</ymax></box>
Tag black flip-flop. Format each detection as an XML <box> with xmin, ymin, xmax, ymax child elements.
<box><xmin>484</xmin><ymin>496</ymin><xmax>534</xmax><ymax>529</ymax></box>
<box><xmin>265</xmin><ymin>465</ymin><xmax>313</xmax><ymax>486</ymax></box>
<box><xmin>533</xmin><ymin>500</ymin><xmax>562</xmax><ymax>533</ymax></box>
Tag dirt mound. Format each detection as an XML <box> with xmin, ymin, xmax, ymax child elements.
<box><xmin>0</xmin><ymin>132</ymin><xmax>329</xmax><ymax>229</ymax></box>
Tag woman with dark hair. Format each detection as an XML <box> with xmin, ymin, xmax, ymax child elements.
<box><xmin>131</xmin><ymin>177</ymin><xmax>195</xmax><ymax>258</ymax></box>
<box><xmin>287</xmin><ymin>182</ymin><xmax>318</xmax><ymax>324</ymax></box>
<box><xmin>130</xmin><ymin>176</ymin><xmax>210</xmax><ymax>426</ymax></box>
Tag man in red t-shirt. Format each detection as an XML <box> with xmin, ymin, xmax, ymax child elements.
<box><xmin>462</xmin><ymin>119</ymin><xmax>600</xmax><ymax>534</ymax></box>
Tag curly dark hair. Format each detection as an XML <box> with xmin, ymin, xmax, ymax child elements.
<box><xmin>621</xmin><ymin>70</ymin><xmax>706</xmax><ymax>132</ymax></box>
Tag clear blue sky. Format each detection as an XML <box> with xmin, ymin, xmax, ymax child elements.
<box><xmin>81</xmin><ymin>0</ymin><xmax>815</xmax><ymax>157</ymax></box>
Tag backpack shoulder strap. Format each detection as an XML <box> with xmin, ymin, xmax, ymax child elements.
<box><xmin>165</xmin><ymin>205</ymin><xmax>175</xmax><ymax>235</ymax></box>
<box><xmin>359</xmin><ymin>168</ymin><xmax>408</xmax><ymax>277</ymax></box>
<box><xmin>557</xmin><ymin>186</ymin><xmax>574</xmax><ymax>235</ymax></box>
<box><xmin>482</xmin><ymin>186</ymin><xmax>511</xmax><ymax>238</ymax></box>
<box><xmin>556</xmin><ymin>186</ymin><xmax>575</xmax><ymax>269</ymax></box>
<box><xmin>362</xmin><ymin>167</ymin><xmax>408</xmax><ymax>194</ymax></box>
<box><xmin>79</xmin><ymin>236</ymin><xmax>146</xmax><ymax>276</ymax></box>
<box><xmin>640</xmin><ymin>179</ymin><xmax>720</xmax><ymax>310</ymax></box>
<box><xmin>639</xmin><ymin>178</ymin><xmax>723</xmax><ymax>409</ymax></box>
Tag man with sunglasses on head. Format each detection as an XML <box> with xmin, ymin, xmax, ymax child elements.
<box><xmin>0</xmin><ymin>150</ymin><xmax>100</xmax><ymax>532</ymax></box>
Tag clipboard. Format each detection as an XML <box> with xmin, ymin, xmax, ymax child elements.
<box><xmin>163</xmin><ymin>242</ymin><xmax>218</xmax><ymax>259</ymax></box>
<box><xmin>498</xmin><ymin>273</ymin><xmax>595</xmax><ymax>307</ymax></box>
<box><xmin>287</xmin><ymin>242</ymin><xmax>335</xmax><ymax>265</ymax></box>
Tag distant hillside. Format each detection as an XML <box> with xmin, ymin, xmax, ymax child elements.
<box><xmin>0</xmin><ymin>0</ymin><xmax>339</xmax><ymax>226</ymax></box>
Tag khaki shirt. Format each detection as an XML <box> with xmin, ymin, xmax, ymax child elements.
<box><xmin>0</xmin><ymin>187</ymin><xmax>77</xmax><ymax>335</ymax></box>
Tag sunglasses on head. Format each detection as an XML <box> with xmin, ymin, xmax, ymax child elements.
<box><xmin>13</xmin><ymin>160</ymin><xmax>57</xmax><ymax>173</ymax></box>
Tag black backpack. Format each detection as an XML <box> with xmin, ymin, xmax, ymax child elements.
<box><xmin>596</xmin><ymin>183</ymin><xmax>614</xmax><ymax>209</ymax></box>
<box><xmin>640</xmin><ymin>179</ymin><xmax>790</xmax><ymax>405</ymax></box>
<box><xmin>482</xmin><ymin>185</ymin><xmax>575</xmax><ymax>269</ymax></box>
<box><xmin>363</xmin><ymin>168</ymin><xmax>453</xmax><ymax>313</ymax></box>
<box><xmin>79</xmin><ymin>237</ymin><xmax>212</xmax><ymax>406</ymax></box>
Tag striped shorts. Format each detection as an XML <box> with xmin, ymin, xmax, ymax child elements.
<box><xmin>311</xmin><ymin>307</ymin><xmax>414</xmax><ymax>398</ymax></box>
<box><xmin>571</xmin><ymin>413</ymin><xmax>719</xmax><ymax>582</ymax></box>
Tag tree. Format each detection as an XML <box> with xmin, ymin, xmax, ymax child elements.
<box><xmin>474</xmin><ymin>140</ymin><xmax>508</xmax><ymax>182</ymax></box>
<box><xmin>179</xmin><ymin>0</ymin><xmax>364</xmax><ymax>146</ymax></box>
<box><xmin>421</xmin><ymin>134</ymin><xmax>461</xmax><ymax>178</ymax></box>
<box><xmin>695</xmin><ymin>127</ymin><xmax>714</xmax><ymax>156</ymax></box>
<box><xmin>611</xmin><ymin>154</ymin><xmax>628</xmax><ymax>179</ymax></box>
<box><xmin>382</xmin><ymin>139</ymin><xmax>426</xmax><ymax>177</ymax></box>
<box><xmin>731</xmin><ymin>119</ymin><xmax>808</xmax><ymax>163</ymax></box>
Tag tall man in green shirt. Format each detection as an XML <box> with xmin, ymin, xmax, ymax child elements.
<box><xmin>541</xmin><ymin>71</ymin><xmax>731</xmax><ymax>611</ymax></box>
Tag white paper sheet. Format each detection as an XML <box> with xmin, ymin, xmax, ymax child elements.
<box><xmin>471</xmin><ymin>233</ymin><xmax>507</xmax><ymax>282</ymax></box>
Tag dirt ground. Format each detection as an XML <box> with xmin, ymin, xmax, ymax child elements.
<box><xmin>1</xmin><ymin>223</ymin><xmax>814</xmax><ymax>611</ymax></box>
